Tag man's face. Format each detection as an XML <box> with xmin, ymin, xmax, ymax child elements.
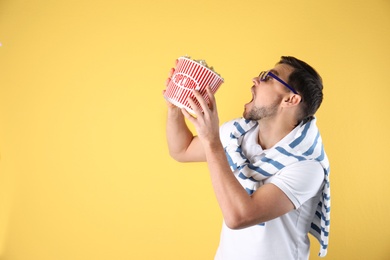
<box><xmin>243</xmin><ymin>63</ymin><xmax>294</xmax><ymax>121</ymax></box>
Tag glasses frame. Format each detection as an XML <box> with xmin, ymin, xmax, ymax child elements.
<box><xmin>259</xmin><ymin>71</ymin><xmax>298</xmax><ymax>94</ymax></box>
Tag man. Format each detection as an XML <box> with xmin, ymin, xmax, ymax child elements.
<box><xmin>164</xmin><ymin>56</ymin><xmax>330</xmax><ymax>259</ymax></box>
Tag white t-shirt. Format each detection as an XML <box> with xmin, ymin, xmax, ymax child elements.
<box><xmin>215</xmin><ymin>121</ymin><xmax>325</xmax><ymax>260</ymax></box>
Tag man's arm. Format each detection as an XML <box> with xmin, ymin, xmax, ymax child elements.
<box><xmin>182</xmin><ymin>87</ymin><xmax>294</xmax><ymax>229</ymax></box>
<box><xmin>166</xmin><ymin>105</ymin><xmax>206</xmax><ymax>162</ymax></box>
<box><xmin>202</xmin><ymin>141</ymin><xmax>294</xmax><ymax>229</ymax></box>
<box><xmin>164</xmin><ymin>64</ymin><xmax>206</xmax><ymax>162</ymax></box>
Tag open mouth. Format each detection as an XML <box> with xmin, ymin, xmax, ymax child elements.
<box><xmin>246</xmin><ymin>87</ymin><xmax>255</xmax><ymax>104</ymax></box>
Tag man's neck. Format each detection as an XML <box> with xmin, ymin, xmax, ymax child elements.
<box><xmin>257</xmin><ymin>117</ymin><xmax>297</xmax><ymax>150</ymax></box>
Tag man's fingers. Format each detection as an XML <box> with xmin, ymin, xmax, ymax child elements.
<box><xmin>187</xmin><ymin>96</ymin><xmax>202</xmax><ymax>116</ymax></box>
<box><xmin>165</xmin><ymin>78</ymin><xmax>171</xmax><ymax>86</ymax></box>
<box><xmin>168</xmin><ymin>68</ymin><xmax>175</xmax><ymax>77</ymax></box>
<box><xmin>165</xmin><ymin>67</ymin><xmax>176</xmax><ymax>87</ymax></box>
<box><xmin>181</xmin><ymin>107</ymin><xmax>192</xmax><ymax>120</ymax></box>
<box><xmin>205</xmin><ymin>86</ymin><xmax>216</xmax><ymax>111</ymax></box>
<box><xmin>192</xmin><ymin>90</ymin><xmax>210</xmax><ymax>112</ymax></box>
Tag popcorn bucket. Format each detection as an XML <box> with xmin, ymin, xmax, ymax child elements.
<box><xmin>164</xmin><ymin>56</ymin><xmax>224</xmax><ymax>114</ymax></box>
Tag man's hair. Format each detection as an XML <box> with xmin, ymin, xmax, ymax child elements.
<box><xmin>278</xmin><ymin>56</ymin><xmax>323</xmax><ymax>124</ymax></box>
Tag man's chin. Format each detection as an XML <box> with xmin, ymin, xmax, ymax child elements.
<box><xmin>243</xmin><ymin>104</ymin><xmax>251</xmax><ymax>119</ymax></box>
<box><xmin>242</xmin><ymin>110</ymin><xmax>250</xmax><ymax>120</ymax></box>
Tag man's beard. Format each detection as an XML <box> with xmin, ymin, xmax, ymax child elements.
<box><xmin>244</xmin><ymin>102</ymin><xmax>279</xmax><ymax>121</ymax></box>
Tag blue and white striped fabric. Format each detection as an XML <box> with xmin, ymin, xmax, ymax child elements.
<box><xmin>223</xmin><ymin>117</ymin><xmax>330</xmax><ymax>257</ymax></box>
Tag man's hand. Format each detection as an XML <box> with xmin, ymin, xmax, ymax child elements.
<box><xmin>181</xmin><ymin>86</ymin><xmax>220</xmax><ymax>147</ymax></box>
<box><xmin>163</xmin><ymin>67</ymin><xmax>178</xmax><ymax>109</ymax></box>
<box><xmin>164</xmin><ymin>60</ymin><xmax>206</xmax><ymax>162</ymax></box>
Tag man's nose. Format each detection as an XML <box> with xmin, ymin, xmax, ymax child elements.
<box><xmin>252</xmin><ymin>76</ymin><xmax>261</xmax><ymax>85</ymax></box>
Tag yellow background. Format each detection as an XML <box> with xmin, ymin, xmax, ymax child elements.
<box><xmin>1</xmin><ymin>0</ymin><xmax>389</xmax><ymax>259</ymax></box>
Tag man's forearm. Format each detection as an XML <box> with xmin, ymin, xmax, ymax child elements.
<box><xmin>166</xmin><ymin>107</ymin><xmax>195</xmax><ymax>161</ymax></box>
<box><xmin>203</xmin><ymin>140</ymin><xmax>255</xmax><ymax>229</ymax></box>
<box><xmin>203</xmin><ymin>140</ymin><xmax>294</xmax><ymax>229</ymax></box>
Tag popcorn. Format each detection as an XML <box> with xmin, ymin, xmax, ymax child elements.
<box><xmin>164</xmin><ymin>56</ymin><xmax>224</xmax><ymax>114</ymax></box>
<box><xmin>182</xmin><ymin>56</ymin><xmax>222</xmax><ymax>78</ymax></box>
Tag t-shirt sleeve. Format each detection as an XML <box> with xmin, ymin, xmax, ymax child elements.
<box><xmin>267</xmin><ymin>160</ymin><xmax>325</xmax><ymax>209</ymax></box>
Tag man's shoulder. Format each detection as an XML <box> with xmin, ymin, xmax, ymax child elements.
<box><xmin>272</xmin><ymin>160</ymin><xmax>325</xmax><ymax>189</ymax></box>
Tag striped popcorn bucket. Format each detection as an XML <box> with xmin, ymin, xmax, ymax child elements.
<box><xmin>164</xmin><ymin>56</ymin><xmax>224</xmax><ymax>114</ymax></box>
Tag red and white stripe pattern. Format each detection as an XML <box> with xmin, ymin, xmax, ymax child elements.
<box><xmin>164</xmin><ymin>57</ymin><xmax>224</xmax><ymax>113</ymax></box>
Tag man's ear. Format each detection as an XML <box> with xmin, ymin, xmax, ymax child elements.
<box><xmin>283</xmin><ymin>94</ymin><xmax>302</xmax><ymax>107</ymax></box>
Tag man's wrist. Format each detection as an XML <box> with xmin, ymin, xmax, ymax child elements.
<box><xmin>167</xmin><ymin>106</ymin><xmax>183</xmax><ymax>117</ymax></box>
<box><xmin>203</xmin><ymin>138</ymin><xmax>223</xmax><ymax>153</ymax></box>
